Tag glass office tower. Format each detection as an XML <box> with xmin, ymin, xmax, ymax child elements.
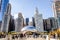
<box><xmin>0</xmin><ymin>0</ymin><xmax>9</xmax><ymax>21</ymax></box>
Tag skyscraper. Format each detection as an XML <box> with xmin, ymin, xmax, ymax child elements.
<box><xmin>34</xmin><ymin>7</ymin><xmax>44</xmax><ymax>32</ymax></box>
<box><xmin>0</xmin><ymin>21</ymin><xmax>2</xmax><ymax>31</ymax></box>
<box><xmin>46</xmin><ymin>19</ymin><xmax>51</xmax><ymax>31</ymax></box>
<box><xmin>26</xmin><ymin>18</ymin><xmax>29</xmax><ymax>26</ymax></box>
<box><xmin>43</xmin><ymin>19</ymin><xmax>47</xmax><ymax>31</ymax></box>
<box><xmin>8</xmin><ymin>16</ymin><xmax>15</xmax><ymax>32</ymax></box>
<box><xmin>32</xmin><ymin>17</ymin><xmax>35</xmax><ymax>27</ymax></box>
<box><xmin>43</xmin><ymin>17</ymin><xmax>58</xmax><ymax>32</ymax></box>
<box><xmin>15</xmin><ymin>13</ymin><xmax>23</xmax><ymax>32</ymax></box>
<box><xmin>48</xmin><ymin>17</ymin><xmax>58</xmax><ymax>30</ymax></box>
<box><xmin>53</xmin><ymin>0</ymin><xmax>60</xmax><ymax>28</ymax></box>
<box><xmin>0</xmin><ymin>0</ymin><xmax>2</xmax><ymax>11</ymax></box>
<box><xmin>1</xmin><ymin>3</ymin><xmax>11</xmax><ymax>32</ymax></box>
<box><xmin>0</xmin><ymin>0</ymin><xmax>9</xmax><ymax>21</ymax></box>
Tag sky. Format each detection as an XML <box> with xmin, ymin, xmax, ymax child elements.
<box><xmin>9</xmin><ymin>0</ymin><xmax>54</xmax><ymax>19</ymax></box>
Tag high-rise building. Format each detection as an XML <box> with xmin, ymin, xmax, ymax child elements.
<box><xmin>0</xmin><ymin>0</ymin><xmax>2</xmax><ymax>11</ymax></box>
<box><xmin>43</xmin><ymin>19</ymin><xmax>47</xmax><ymax>31</ymax></box>
<box><xmin>0</xmin><ymin>21</ymin><xmax>2</xmax><ymax>31</ymax></box>
<box><xmin>43</xmin><ymin>19</ymin><xmax>51</xmax><ymax>32</ymax></box>
<box><xmin>32</xmin><ymin>17</ymin><xmax>35</xmax><ymax>27</ymax></box>
<box><xmin>48</xmin><ymin>17</ymin><xmax>58</xmax><ymax>30</ymax></box>
<box><xmin>34</xmin><ymin>7</ymin><xmax>44</xmax><ymax>32</ymax></box>
<box><xmin>15</xmin><ymin>13</ymin><xmax>23</xmax><ymax>32</ymax></box>
<box><xmin>53</xmin><ymin>0</ymin><xmax>60</xmax><ymax>18</ymax></box>
<box><xmin>43</xmin><ymin>17</ymin><xmax>58</xmax><ymax>32</ymax></box>
<box><xmin>23</xmin><ymin>18</ymin><xmax>25</xmax><ymax>27</ymax></box>
<box><xmin>46</xmin><ymin>19</ymin><xmax>51</xmax><ymax>31</ymax></box>
<box><xmin>53</xmin><ymin>0</ymin><xmax>60</xmax><ymax>28</ymax></box>
<box><xmin>0</xmin><ymin>0</ymin><xmax>9</xmax><ymax>21</ymax></box>
<box><xmin>8</xmin><ymin>16</ymin><xmax>15</xmax><ymax>32</ymax></box>
<box><xmin>1</xmin><ymin>3</ymin><xmax>11</xmax><ymax>32</ymax></box>
<box><xmin>26</xmin><ymin>18</ymin><xmax>29</xmax><ymax>26</ymax></box>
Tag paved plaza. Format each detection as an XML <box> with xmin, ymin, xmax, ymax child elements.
<box><xmin>0</xmin><ymin>37</ymin><xmax>46</xmax><ymax>40</ymax></box>
<box><xmin>0</xmin><ymin>37</ymin><xmax>59</xmax><ymax>40</ymax></box>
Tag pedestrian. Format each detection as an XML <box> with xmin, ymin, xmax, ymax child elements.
<box><xmin>20</xmin><ymin>34</ymin><xmax>23</xmax><ymax>38</ymax></box>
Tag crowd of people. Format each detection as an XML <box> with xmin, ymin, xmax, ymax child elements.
<box><xmin>11</xmin><ymin>33</ymin><xmax>40</xmax><ymax>39</ymax></box>
<box><xmin>0</xmin><ymin>32</ymin><xmax>46</xmax><ymax>40</ymax></box>
<box><xmin>12</xmin><ymin>34</ymin><xmax>24</xmax><ymax>39</ymax></box>
<box><xmin>0</xmin><ymin>34</ymin><xmax>6</xmax><ymax>38</ymax></box>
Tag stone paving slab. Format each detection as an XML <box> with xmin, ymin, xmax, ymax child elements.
<box><xmin>0</xmin><ymin>38</ymin><xmax>46</xmax><ymax>40</ymax></box>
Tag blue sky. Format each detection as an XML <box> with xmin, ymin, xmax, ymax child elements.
<box><xmin>9</xmin><ymin>0</ymin><xmax>54</xmax><ymax>19</ymax></box>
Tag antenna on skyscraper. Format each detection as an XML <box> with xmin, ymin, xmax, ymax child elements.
<box><xmin>35</xmin><ymin>7</ymin><xmax>39</xmax><ymax>14</ymax></box>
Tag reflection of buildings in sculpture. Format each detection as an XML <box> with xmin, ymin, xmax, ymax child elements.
<box><xmin>15</xmin><ymin>13</ymin><xmax>23</xmax><ymax>32</ymax></box>
<box><xmin>34</xmin><ymin>7</ymin><xmax>44</xmax><ymax>32</ymax></box>
<box><xmin>1</xmin><ymin>3</ymin><xmax>11</xmax><ymax>32</ymax></box>
<box><xmin>53</xmin><ymin>0</ymin><xmax>60</xmax><ymax>28</ymax></box>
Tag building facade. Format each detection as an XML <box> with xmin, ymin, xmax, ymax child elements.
<box><xmin>34</xmin><ymin>8</ymin><xmax>44</xmax><ymax>32</ymax></box>
<box><xmin>43</xmin><ymin>17</ymin><xmax>58</xmax><ymax>32</ymax></box>
<box><xmin>43</xmin><ymin>19</ymin><xmax>47</xmax><ymax>31</ymax></box>
<box><xmin>1</xmin><ymin>3</ymin><xmax>11</xmax><ymax>32</ymax></box>
<box><xmin>15</xmin><ymin>13</ymin><xmax>23</xmax><ymax>32</ymax></box>
<box><xmin>53</xmin><ymin>0</ymin><xmax>60</xmax><ymax>28</ymax></box>
<box><xmin>32</xmin><ymin>17</ymin><xmax>35</xmax><ymax>27</ymax></box>
<box><xmin>0</xmin><ymin>21</ymin><xmax>2</xmax><ymax>31</ymax></box>
<box><xmin>43</xmin><ymin>19</ymin><xmax>51</xmax><ymax>32</ymax></box>
<box><xmin>0</xmin><ymin>0</ymin><xmax>9</xmax><ymax>21</ymax></box>
<box><xmin>49</xmin><ymin>17</ymin><xmax>58</xmax><ymax>30</ymax></box>
<box><xmin>26</xmin><ymin>18</ymin><xmax>29</xmax><ymax>26</ymax></box>
<box><xmin>8</xmin><ymin>16</ymin><xmax>15</xmax><ymax>32</ymax></box>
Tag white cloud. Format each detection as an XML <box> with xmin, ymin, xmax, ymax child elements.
<box><xmin>14</xmin><ymin>13</ymin><xmax>18</xmax><ymax>19</ymax></box>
